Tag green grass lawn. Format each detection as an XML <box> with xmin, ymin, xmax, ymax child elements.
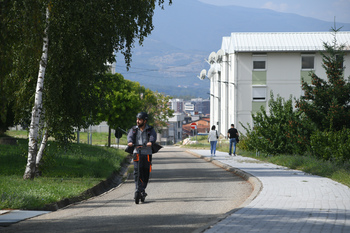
<box><xmin>5</xmin><ymin>130</ymin><xmax>128</xmax><ymax>146</ymax></box>
<box><xmin>0</xmin><ymin>132</ymin><xmax>128</xmax><ymax>210</ymax></box>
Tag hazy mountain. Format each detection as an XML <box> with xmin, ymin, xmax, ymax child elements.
<box><xmin>115</xmin><ymin>0</ymin><xmax>350</xmax><ymax>99</ymax></box>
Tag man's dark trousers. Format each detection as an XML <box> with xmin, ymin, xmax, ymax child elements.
<box><xmin>134</xmin><ymin>153</ymin><xmax>151</xmax><ymax>192</ymax></box>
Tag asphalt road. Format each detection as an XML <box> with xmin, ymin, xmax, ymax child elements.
<box><xmin>2</xmin><ymin>147</ymin><xmax>252</xmax><ymax>233</ymax></box>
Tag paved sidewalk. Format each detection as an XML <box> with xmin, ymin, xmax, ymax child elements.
<box><xmin>0</xmin><ymin>210</ymin><xmax>50</xmax><ymax>227</ymax></box>
<box><xmin>189</xmin><ymin>149</ymin><xmax>350</xmax><ymax>233</ymax></box>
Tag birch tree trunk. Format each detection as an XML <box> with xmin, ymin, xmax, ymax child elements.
<box><xmin>36</xmin><ymin>126</ymin><xmax>48</xmax><ymax>169</ymax></box>
<box><xmin>23</xmin><ymin>8</ymin><xmax>49</xmax><ymax>180</ymax></box>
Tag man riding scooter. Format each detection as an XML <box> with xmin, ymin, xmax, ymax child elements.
<box><xmin>127</xmin><ymin>112</ymin><xmax>157</xmax><ymax>204</ymax></box>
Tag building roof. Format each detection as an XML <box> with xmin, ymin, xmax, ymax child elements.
<box><xmin>222</xmin><ymin>32</ymin><xmax>350</xmax><ymax>53</ymax></box>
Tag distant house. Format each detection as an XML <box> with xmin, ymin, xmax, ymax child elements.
<box><xmin>203</xmin><ymin>31</ymin><xmax>350</xmax><ymax>135</ymax></box>
<box><xmin>159</xmin><ymin>113</ymin><xmax>185</xmax><ymax>145</ymax></box>
<box><xmin>182</xmin><ymin>118</ymin><xmax>210</xmax><ymax>138</ymax></box>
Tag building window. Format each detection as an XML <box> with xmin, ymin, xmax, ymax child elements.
<box><xmin>253</xmin><ymin>61</ymin><xmax>266</xmax><ymax>69</ymax></box>
<box><xmin>336</xmin><ymin>54</ymin><xmax>344</xmax><ymax>69</ymax></box>
<box><xmin>252</xmin><ymin>86</ymin><xmax>267</xmax><ymax>101</ymax></box>
<box><xmin>301</xmin><ymin>55</ymin><xmax>314</xmax><ymax>70</ymax></box>
<box><xmin>253</xmin><ymin>54</ymin><xmax>267</xmax><ymax>70</ymax></box>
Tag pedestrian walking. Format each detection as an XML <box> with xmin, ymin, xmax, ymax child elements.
<box><xmin>227</xmin><ymin>124</ymin><xmax>239</xmax><ymax>156</ymax></box>
<box><xmin>208</xmin><ymin>125</ymin><xmax>218</xmax><ymax>157</ymax></box>
<box><xmin>127</xmin><ymin>112</ymin><xmax>157</xmax><ymax>204</ymax></box>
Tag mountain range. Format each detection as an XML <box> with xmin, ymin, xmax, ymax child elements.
<box><xmin>115</xmin><ymin>0</ymin><xmax>350</xmax><ymax>99</ymax></box>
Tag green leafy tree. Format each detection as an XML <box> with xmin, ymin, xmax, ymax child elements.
<box><xmin>93</xmin><ymin>73</ymin><xmax>143</xmax><ymax>147</ymax></box>
<box><xmin>296</xmin><ymin>28</ymin><xmax>350</xmax><ymax>131</ymax></box>
<box><xmin>2</xmin><ymin>0</ymin><xmax>173</xmax><ymax>179</ymax></box>
<box><xmin>95</xmin><ymin>73</ymin><xmax>174</xmax><ymax>145</ymax></box>
<box><xmin>141</xmin><ymin>90</ymin><xmax>174</xmax><ymax>132</ymax></box>
<box><xmin>0</xmin><ymin>0</ymin><xmax>44</xmax><ymax>134</ymax></box>
<box><xmin>99</xmin><ymin>73</ymin><xmax>143</xmax><ymax>132</ymax></box>
<box><xmin>42</xmin><ymin>0</ymin><xmax>172</xmax><ymax>143</ymax></box>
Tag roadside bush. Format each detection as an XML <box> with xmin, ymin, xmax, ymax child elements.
<box><xmin>241</xmin><ymin>92</ymin><xmax>313</xmax><ymax>155</ymax></box>
<box><xmin>236</xmin><ymin>133</ymin><xmax>249</xmax><ymax>151</ymax></box>
<box><xmin>310</xmin><ymin>128</ymin><xmax>350</xmax><ymax>162</ymax></box>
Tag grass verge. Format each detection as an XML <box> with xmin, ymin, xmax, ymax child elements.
<box><xmin>4</xmin><ymin>130</ymin><xmax>128</xmax><ymax>146</ymax></box>
<box><xmin>0</xmin><ymin>134</ymin><xmax>128</xmax><ymax>210</ymax></box>
<box><xmin>181</xmin><ymin>136</ymin><xmax>350</xmax><ymax>188</ymax></box>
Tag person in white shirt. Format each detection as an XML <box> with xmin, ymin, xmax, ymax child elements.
<box><xmin>208</xmin><ymin>125</ymin><xmax>218</xmax><ymax>157</ymax></box>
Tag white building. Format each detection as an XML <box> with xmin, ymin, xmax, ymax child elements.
<box><xmin>201</xmin><ymin>32</ymin><xmax>350</xmax><ymax>135</ymax></box>
<box><xmin>159</xmin><ymin>112</ymin><xmax>185</xmax><ymax>145</ymax></box>
<box><xmin>169</xmin><ymin>98</ymin><xmax>184</xmax><ymax>113</ymax></box>
<box><xmin>184</xmin><ymin>102</ymin><xmax>195</xmax><ymax>112</ymax></box>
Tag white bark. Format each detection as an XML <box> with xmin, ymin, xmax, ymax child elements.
<box><xmin>36</xmin><ymin>126</ymin><xmax>48</xmax><ymax>167</ymax></box>
<box><xmin>23</xmin><ymin>8</ymin><xmax>49</xmax><ymax>180</ymax></box>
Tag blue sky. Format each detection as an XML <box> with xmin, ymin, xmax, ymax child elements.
<box><xmin>199</xmin><ymin>0</ymin><xmax>350</xmax><ymax>23</ymax></box>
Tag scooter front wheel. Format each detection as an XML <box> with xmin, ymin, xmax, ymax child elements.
<box><xmin>134</xmin><ymin>191</ymin><xmax>140</xmax><ymax>204</ymax></box>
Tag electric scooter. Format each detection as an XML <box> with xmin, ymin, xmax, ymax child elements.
<box><xmin>134</xmin><ymin>144</ymin><xmax>148</xmax><ymax>204</ymax></box>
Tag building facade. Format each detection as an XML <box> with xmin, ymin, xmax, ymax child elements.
<box><xmin>158</xmin><ymin>112</ymin><xmax>185</xmax><ymax>145</ymax></box>
<box><xmin>169</xmin><ymin>98</ymin><xmax>184</xmax><ymax>113</ymax></box>
<box><xmin>202</xmin><ymin>32</ymin><xmax>350</xmax><ymax>135</ymax></box>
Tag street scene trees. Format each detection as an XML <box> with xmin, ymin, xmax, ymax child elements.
<box><xmin>0</xmin><ymin>0</ymin><xmax>172</xmax><ymax>179</ymax></box>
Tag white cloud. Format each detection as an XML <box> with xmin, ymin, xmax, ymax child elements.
<box><xmin>262</xmin><ymin>2</ymin><xmax>289</xmax><ymax>12</ymax></box>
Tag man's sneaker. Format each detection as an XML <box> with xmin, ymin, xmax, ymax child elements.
<box><xmin>141</xmin><ymin>192</ymin><xmax>147</xmax><ymax>203</ymax></box>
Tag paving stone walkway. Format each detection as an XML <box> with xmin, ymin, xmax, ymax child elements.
<box><xmin>189</xmin><ymin>149</ymin><xmax>350</xmax><ymax>233</ymax></box>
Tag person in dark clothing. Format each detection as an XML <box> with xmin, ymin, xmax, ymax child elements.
<box><xmin>227</xmin><ymin>124</ymin><xmax>239</xmax><ymax>156</ymax></box>
<box><xmin>127</xmin><ymin>112</ymin><xmax>157</xmax><ymax>203</ymax></box>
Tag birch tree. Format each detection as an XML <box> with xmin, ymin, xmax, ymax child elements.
<box><xmin>19</xmin><ymin>0</ymin><xmax>172</xmax><ymax>179</ymax></box>
<box><xmin>23</xmin><ymin>7</ymin><xmax>50</xmax><ymax>180</ymax></box>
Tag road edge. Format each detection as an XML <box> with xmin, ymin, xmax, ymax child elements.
<box><xmin>186</xmin><ymin>150</ymin><xmax>263</xmax><ymax>233</ymax></box>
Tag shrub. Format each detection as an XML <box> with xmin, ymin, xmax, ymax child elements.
<box><xmin>241</xmin><ymin>92</ymin><xmax>313</xmax><ymax>155</ymax></box>
<box><xmin>310</xmin><ymin>128</ymin><xmax>350</xmax><ymax>162</ymax></box>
